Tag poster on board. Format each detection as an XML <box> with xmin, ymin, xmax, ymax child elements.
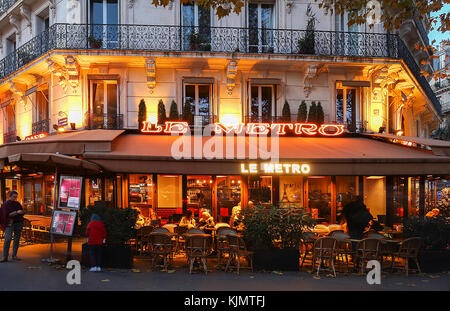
<box><xmin>58</xmin><ymin>175</ymin><xmax>83</xmax><ymax>210</ymax></box>
<box><xmin>50</xmin><ymin>210</ymin><xmax>77</xmax><ymax>236</ymax></box>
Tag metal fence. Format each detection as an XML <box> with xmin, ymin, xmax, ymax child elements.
<box><xmin>0</xmin><ymin>0</ymin><xmax>16</xmax><ymax>16</ymax></box>
<box><xmin>0</xmin><ymin>23</ymin><xmax>440</xmax><ymax>114</ymax></box>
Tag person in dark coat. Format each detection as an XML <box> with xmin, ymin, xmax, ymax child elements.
<box><xmin>1</xmin><ymin>190</ymin><xmax>25</xmax><ymax>262</ymax></box>
<box><xmin>86</xmin><ymin>213</ymin><xmax>107</xmax><ymax>272</ymax></box>
<box><xmin>343</xmin><ymin>195</ymin><xmax>373</xmax><ymax>241</ymax></box>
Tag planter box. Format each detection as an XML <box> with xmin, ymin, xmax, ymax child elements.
<box><xmin>253</xmin><ymin>248</ymin><xmax>299</xmax><ymax>271</ymax></box>
<box><xmin>416</xmin><ymin>249</ymin><xmax>450</xmax><ymax>273</ymax></box>
<box><xmin>81</xmin><ymin>243</ymin><xmax>133</xmax><ymax>269</ymax></box>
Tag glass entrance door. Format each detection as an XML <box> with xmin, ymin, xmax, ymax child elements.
<box><xmin>250</xmin><ymin>85</ymin><xmax>274</xmax><ymax>122</ymax></box>
<box><xmin>90</xmin><ymin>80</ymin><xmax>119</xmax><ymax>129</ymax></box>
<box><xmin>336</xmin><ymin>87</ymin><xmax>357</xmax><ymax>131</ymax></box>
<box><xmin>89</xmin><ymin>0</ymin><xmax>119</xmax><ymax>48</ymax></box>
<box><xmin>182</xmin><ymin>3</ymin><xmax>211</xmax><ymax>51</ymax></box>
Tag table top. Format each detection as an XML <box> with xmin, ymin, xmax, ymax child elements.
<box><xmin>183</xmin><ymin>233</ymin><xmax>211</xmax><ymax>238</ymax></box>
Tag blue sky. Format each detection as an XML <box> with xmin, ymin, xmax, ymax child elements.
<box><xmin>428</xmin><ymin>3</ymin><xmax>449</xmax><ymax>48</ymax></box>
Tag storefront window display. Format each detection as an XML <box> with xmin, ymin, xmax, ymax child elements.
<box><xmin>425</xmin><ymin>178</ymin><xmax>437</xmax><ymax>213</ymax></box>
<box><xmin>279</xmin><ymin>176</ymin><xmax>303</xmax><ymax>208</ymax></box>
<box><xmin>85</xmin><ymin>177</ymin><xmax>102</xmax><ymax>207</ymax></box>
<box><xmin>393</xmin><ymin>177</ymin><xmax>408</xmax><ymax>225</ymax></box>
<box><xmin>128</xmin><ymin>174</ymin><xmax>154</xmax><ymax>227</ymax></box>
<box><xmin>187</xmin><ymin>176</ymin><xmax>213</xmax><ymax>217</ymax></box>
<box><xmin>248</xmin><ymin>176</ymin><xmax>272</xmax><ymax>205</ymax></box>
<box><xmin>335</xmin><ymin>176</ymin><xmax>358</xmax><ymax>223</ymax></box>
<box><xmin>409</xmin><ymin>177</ymin><xmax>420</xmax><ymax>217</ymax></box>
<box><xmin>157</xmin><ymin>175</ymin><xmax>182</xmax><ymax>223</ymax></box>
<box><xmin>216</xmin><ymin>176</ymin><xmax>241</xmax><ymax>222</ymax></box>
<box><xmin>308</xmin><ymin>176</ymin><xmax>332</xmax><ymax>223</ymax></box>
<box><xmin>44</xmin><ymin>175</ymin><xmax>55</xmax><ymax>214</ymax></box>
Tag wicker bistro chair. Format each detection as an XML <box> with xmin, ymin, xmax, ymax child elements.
<box><xmin>391</xmin><ymin>237</ymin><xmax>422</xmax><ymax>276</ymax></box>
<box><xmin>174</xmin><ymin>225</ymin><xmax>189</xmax><ymax>253</ymax></box>
<box><xmin>330</xmin><ymin>231</ymin><xmax>353</xmax><ymax>273</ymax></box>
<box><xmin>185</xmin><ymin>235</ymin><xmax>212</xmax><ymax>274</ymax></box>
<box><xmin>186</xmin><ymin>228</ymin><xmax>205</xmax><ymax>234</ymax></box>
<box><xmin>216</xmin><ymin>228</ymin><xmax>238</xmax><ymax>269</ymax></box>
<box><xmin>149</xmin><ymin>233</ymin><xmax>174</xmax><ymax>271</ymax></box>
<box><xmin>153</xmin><ymin>227</ymin><xmax>170</xmax><ymax>233</ymax></box>
<box><xmin>225</xmin><ymin>235</ymin><xmax>253</xmax><ymax>275</ymax></box>
<box><xmin>21</xmin><ymin>218</ymin><xmax>33</xmax><ymax>244</ymax></box>
<box><xmin>311</xmin><ymin>237</ymin><xmax>338</xmax><ymax>277</ymax></box>
<box><xmin>136</xmin><ymin>226</ymin><xmax>154</xmax><ymax>255</ymax></box>
<box><xmin>300</xmin><ymin>231</ymin><xmax>318</xmax><ymax>270</ymax></box>
<box><xmin>354</xmin><ymin>238</ymin><xmax>382</xmax><ymax>275</ymax></box>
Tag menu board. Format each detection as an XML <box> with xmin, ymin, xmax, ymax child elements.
<box><xmin>50</xmin><ymin>210</ymin><xmax>77</xmax><ymax>236</ymax></box>
<box><xmin>58</xmin><ymin>176</ymin><xmax>83</xmax><ymax>210</ymax></box>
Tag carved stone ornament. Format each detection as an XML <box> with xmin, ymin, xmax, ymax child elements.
<box><xmin>145</xmin><ymin>58</ymin><xmax>156</xmax><ymax>94</ymax></box>
<box><xmin>226</xmin><ymin>59</ymin><xmax>238</xmax><ymax>95</ymax></box>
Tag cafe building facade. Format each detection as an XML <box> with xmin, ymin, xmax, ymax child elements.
<box><xmin>0</xmin><ymin>0</ymin><xmax>448</xmax><ymax>230</ymax></box>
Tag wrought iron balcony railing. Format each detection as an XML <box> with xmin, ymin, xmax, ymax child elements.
<box><xmin>0</xmin><ymin>23</ymin><xmax>440</xmax><ymax>115</ymax></box>
<box><xmin>0</xmin><ymin>0</ymin><xmax>17</xmax><ymax>16</ymax></box>
<box><xmin>84</xmin><ymin>112</ymin><xmax>123</xmax><ymax>130</ymax></box>
<box><xmin>3</xmin><ymin>130</ymin><xmax>16</xmax><ymax>143</ymax></box>
<box><xmin>32</xmin><ymin>119</ymin><xmax>50</xmax><ymax>134</ymax></box>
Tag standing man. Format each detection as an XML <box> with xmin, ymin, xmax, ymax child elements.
<box><xmin>0</xmin><ymin>190</ymin><xmax>25</xmax><ymax>262</ymax></box>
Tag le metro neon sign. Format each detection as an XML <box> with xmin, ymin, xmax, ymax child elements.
<box><xmin>141</xmin><ymin>121</ymin><xmax>345</xmax><ymax>136</ymax></box>
<box><xmin>241</xmin><ymin>163</ymin><xmax>311</xmax><ymax>174</ymax></box>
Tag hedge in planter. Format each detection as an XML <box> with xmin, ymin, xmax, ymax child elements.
<box><xmin>79</xmin><ymin>205</ymin><xmax>138</xmax><ymax>268</ymax></box>
<box><xmin>241</xmin><ymin>204</ymin><xmax>315</xmax><ymax>271</ymax></box>
<box><xmin>403</xmin><ymin>216</ymin><xmax>450</xmax><ymax>273</ymax></box>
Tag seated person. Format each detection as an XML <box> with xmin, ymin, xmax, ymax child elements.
<box><xmin>179</xmin><ymin>210</ymin><xmax>196</xmax><ymax>229</ymax></box>
<box><xmin>425</xmin><ymin>208</ymin><xmax>440</xmax><ymax>218</ymax></box>
<box><xmin>198</xmin><ymin>211</ymin><xmax>215</xmax><ymax>229</ymax></box>
<box><xmin>230</xmin><ymin>202</ymin><xmax>242</xmax><ymax>227</ymax></box>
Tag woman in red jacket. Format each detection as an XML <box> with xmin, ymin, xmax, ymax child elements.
<box><xmin>86</xmin><ymin>213</ymin><xmax>107</xmax><ymax>272</ymax></box>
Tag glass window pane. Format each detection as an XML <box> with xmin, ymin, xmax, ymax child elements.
<box><xmin>336</xmin><ymin>176</ymin><xmax>358</xmax><ymax>223</ymax></box>
<box><xmin>90</xmin><ymin>0</ymin><xmax>103</xmax><ymax>24</ymax></box>
<box><xmin>364</xmin><ymin>176</ymin><xmax>386</xmax><ymax>224</ymax></box>
<box><xmin>249</xmin><ymin>176</ymin><xmax>272</xmax><ymax>205</ymax></box>
<box><xmin>261</xmin><ymin>86</ymin><xmax>272</xmax><ymax>122</ymax></box>
<box><xmin>280</xmin><ymin>176</ymin><xmax>303</xmax><ymax>208</ymax></box>
<box><xmin>184</xmin><ymin>84</ymin><xmax>195</xmax><ymax>115</ymax></box>
<box><xmin>251</xmin><ymin>86</ymin><xmax>259</xmax><ymax>121</ymax></box>
<box><xmin>187</xmin><ymin>176</ymin><xmax>213</xmax><ymax>218</ymax></box>
<box><xmin>308</xmin><ymin>177</ymin><xmax>332</xmax><ymax>224</ymax></box>
<box><xmin>106</xmin><ymin>0</ymin><xmax>118</xmax><ymax>24</ymax></box>
<box><xmin>248</xmin><ymin>3</ymin><xmax>258</xmax><ymax>51</ymax></box>
<box><xmin>157</xmin><ymin>175</ymin><xmax>182</xmax><ymax>223</ymax></box>
<box><xmin>336</xmin><ymin>88</ymin><xmax>344</xmax><ymax>123</ymax></box>
<box><xmin>106</xmin><ymin>83</ymin><xmax>117</xmax><ymax>115</ymax></box>
<box><xmin>198</xmin><ymin>5</ymin><xmax>211</xmax><ymax>45</ymax></box>
<box><xmin>346</xmin><ymin>89</ymin><xmax>355</xmax><ymax>126</ymax></box>
<box><xmin>198</xmin><ymin>85</ymin><xmax>210</xmax><ymax>123</ymax></box>
<box><xmin>129</xmin><ymin>174</ymin><xmax>154</xmax><ymax>227</ymax></box>
<box><xmin>182</xmin><ymin>4</ymin><xmax>195</xmax><ymax>49</ymax></box>
<box><xmin>216</xmin><ymin>176</ymin><xmax>241</xmax><ymax>223</ymax></box>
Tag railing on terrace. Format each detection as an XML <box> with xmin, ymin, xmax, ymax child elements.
<box><xmin>32</xmin><ymin>119</ymin><xmax>50</xmax><ymax>134</ymax></box>
<box><xmin>0</xmin><ymin>0</ymin><xmax>17</xmax><ymax>16</ymax></box>
<box><xmin>0</xmin><ymin>23</ymin><xmax>441</xmax><ymax>115</ymax></box>
<box><xmin>84</xmin><ymin>112</ymin><xmax>123</xmax><ymax>130</ymax></box>
<box><xmin>3</xmin><ymin>130</ymin><xmax>16</xmax><ymax>143</ymax></box>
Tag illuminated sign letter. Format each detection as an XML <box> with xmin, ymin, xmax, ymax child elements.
<box><xmin>241</xmin><ymin>163</ymin><xmax>249</xmax><ymax>173</ymax></box>
<box><xmin>318</xmin><ymin>124</ymin><xmax>345</xmax><ymax>136</ymax></box>
<box><xmin>141</xmin><ymin>121</ymin><xmax>163</xmax><ymax>133</ymax></box>
<box><xmin>263</xmin><ymin>163</ymin><xmax>274</xmax><ymax>173</ymax></box>
<box><xmin>270</xmin><ymin>123</ymin><xmax>294</xmax><ymax>135</ymax></box>
<box><xmin>294</xmin><ymin>123</ymin><xmax>318</xmax><ymax>135</ymax></box>
<box><xmin>246</xmin><ymin>123</ymin><xmax>270</xmax><ymax>135</ymax></box>
<box><xmin>249</xmin><ymin>163</ymin><xmax>258</xmax><ymax>173</ymax></box>
<box><xmin>214</xmin><ymin>123</ymin><xmax>244</xmax><ymax>135</ymax></box>
<box><xmin>164</xmin><ymin>121</ymin><xmax>189</xmax><ymax>134</ymax></box>
<box><xmin>292</xmin><ymin>164</ymin><xmax>301</xmax><ymax>174</ymax></box>
<box><xmin>301</xmin><ymin>164</ymin><xmax>311</xmax><ymax>174</ymax></box>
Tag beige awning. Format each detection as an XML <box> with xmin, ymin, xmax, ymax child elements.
<box><xmin>8</xmin><ymin>153</ymin><xmax>102</xmax><ymax>174</ymax></box>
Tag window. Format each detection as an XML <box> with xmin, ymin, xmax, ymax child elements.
<box><xmin>32</xmin><ymin>88</ymin><xmax>49</xmax><ymax>134</ymax></box>
<box><xmin>187</xmin><ymin>176</ymin><xmax>213</xmax><ymax>218</ymax></box>
<box><xmin>335</xmin><ymin>176</ymin><xmax>358</xmax><ymax>222</ymax></box>
<box><xmin>248</xmin><ymin>3</ymin><xmax>274</xmax><ymax>53</ymax></box>
<box><xmin>336</xmin><ymin>86</ymin><xmax>358</xmax><ymax>131</ymax></box>
<box><xmin>89</xmin><ymin>80</ymin><xmax>119</xmax><ymax>129</ymax></box>
<box><xmin>335</xmin><ymin>11</ymin><xmax>362</xmax><ymax>56</ymax></box>
<box><xmin>88</xmin><ymin>0</ymin><xmax>119</xmax><ymax>48</ymax></box>
<box><xmin>183</xmin><ymin>83</ymin><xmax>212</xmax><ymax>125</ymax></box>
<box><xmin>250</xmin><ymin>85</ymin><xmax>274</xmax><ymax>122</ymax></box>
<box><xmin>279</xmin><ymin>176</ymin><xmax>303</xmax><ymax>208</ymax></box>
<box><xmin>182</xmin><ymin>2</ymin><xmax>211</xmax><ymax>51</ymax></box>
<box><xmin>6</xmin><ymin>35</ymin><xmax>16</xmax><ymax>54</ymax></box>
<box><xmin>249</xmin><ymin>176</ymin><xmax>272</xmax><ymax>205</ymax></box>
<box><xmin>128</xmin><ymin>174</ymin><xmax>154</xmax><ymax>226</ymax></box>
<box><xmin>364</xmin><ymin>176</ymin><xmax>386</xmax><ymax>224</ymax></box>
<box><xmin>157</xmin><ymin>175</ymin><xmax>182</xmax><ymax>224</ymax></box>
<box><xmin>308</xmin><ymin>176</ymin><xmax>332</xmax><ymax>224</ymax></box>
<box><xmin>3</xmin><ymin>101</ymin><xmax>16</xmax><ymax>143</ymax></box>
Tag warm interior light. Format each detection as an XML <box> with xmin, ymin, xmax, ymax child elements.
<box><xmin>395</xmin><ymin>129</ymin><xmax>404</xmax><ymax>136</ymax></box>
<box><xmin>57</xmin><ymin>127</ymin><xmax>65</xmax><ymax>133</ymax></box>
<box><xmin>220</xmin><ymin>114</ymin><xmax>240</xmax><ymax>126</ymax></box>
<box><xmin>68</xmin><ymin>109</ymin><xmax>82</xmax><ymax>125</ymax></box>
<box><xmin>366</xmin><ymin>176</ymin><xmax>385</xmax><ymax>179</ymax></box>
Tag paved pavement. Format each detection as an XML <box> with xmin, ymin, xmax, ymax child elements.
<box><xmin>0</xmin><ymin>239</ymin><xmax>449</xmax><ymax>291</ymax></box>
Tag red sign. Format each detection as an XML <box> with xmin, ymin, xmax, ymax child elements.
<box><xmin>141</xmin><ymin>121</ymin><xmax>345</xmax><ymax>136</ymax></box>
<box><xmin>24</xmin><ymin>132</ymin><xmax>48</xmax><ymax>140</ymax></box>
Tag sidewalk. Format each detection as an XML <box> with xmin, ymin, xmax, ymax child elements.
<box><xmin>0</xmin><ymin>239</ymin><xmax>449</xmax><ymax>291</ymax></box>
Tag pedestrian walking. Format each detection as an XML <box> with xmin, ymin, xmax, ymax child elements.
<box><xmin>86</xmin><ymin>213</ymin><xmax>107</xmax><ymax>272</ymax></box>
<box><xmin>0</xmin><ymin>190</ymin><xmax>26</xmax><ymax>262</ymax></box>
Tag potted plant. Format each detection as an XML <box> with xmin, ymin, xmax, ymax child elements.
<box><xmin>158</xmin><ymin>99</ymin><xmax>167</xmax><ymax>125</ymax></box>
<box><xmin>316</xmin><ymin>101</ymin><xmax>324</xmax><ymax>124</ymax></box>
<box><xmin>189</xmin><ymin>32</ymin><xmax>202</xmax><ymax>51</ymax></box>
<box><xmin>80</xmin><ymin>203</ymin><xmax>138</xmax><ymax>269</ymax></box>
<box><xmin>241</xmin><ymin>204</ymin><xmax>314</xmax><ymax>271</ymax></box>
<box><xmin>282</xmin><ymin>100</ymin><xmax>291</xmax><ymax>122</ymax></box>
<box><xmin>182</xmin><ymin>101</ymin><xmax>194</xmax><ymax>124</ymax></box>
<box><xmin>169</xmin><ymin>100</ymin><xmax>179</xmax><ymax>121</ymax></box>
<box><xmin>308</xmin><ymin>101</ymin><xmax>317</xmax><ymax>123</ymax></box>
<box><xmin>297</xmin><ymin>4</ymin><xmax>316</xmax><ymax>55</ymax></box>
<box><xmin>88</xmin><ymin>36</ymin><xmax>102</xmax><ymax>49</ymax></box>
<box><xmin>138</xmin><ymin>99</ymin><xmax>147</xmax><ymax>130</ymax></box>
<box><xmin>403</xmin><ymin>216</ymin><xmax>450</xmax><ymax>273</ymax></box>
<box><xmin>297</xmin><ymin>100</ymin><xmax>308</xmax><ymax>122</ymax></box>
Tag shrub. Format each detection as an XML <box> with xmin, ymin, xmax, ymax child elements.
<box><xmin>297</xmin><ymin>100</ymin><xmax>308</xmax><ymax>122</ymax></box>
<box><xmin>316</xmin><ymin>101</ymin><xmax>324</xmax><ymax>124</ymax></box>
<box><xmin>403</xmin><ymin>216</ymin><xmax>450</xmax><ymax>250</ymax></box>
<box><xmin>308</xmin><ymin>101</ymin><xmax>317</xmax><ymax>123</ymax></box>
<box><xmin>157</xmin><ymin>99</ymin><xmax>167</xmax><ymax>124</ymax></box>
<box><xmin>138</xmin><ymin>99</ymin><xmax>146</xmax><ymax>129</ymax></box>
<box><xmin>182</xmin><ymin>101</ymin><xmax>194</xmax><ymax>124</ymax></box>
<box><xmin>241</xmin><ymin>204</ymin><xmax>315</xmax><ymax>250</ymax></box>
<box><xmin>79</xmin><ymin>205</ymin><xmax>138</xmax><ymax>245</ymax></box>
<box><xmin>282</xmin><ymin>100</ymin><xmax>291</xmax><ymax>122</ymax></box>
<box><xmin>169</xmin><ymin>100</ymin><xmax>179</xmax><ymax>121</ymax></box>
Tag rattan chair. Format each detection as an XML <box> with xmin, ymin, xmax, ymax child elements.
<box><xmin>311</xmin><ymin>237</ymin><xmax>338</xmax><ymax>277</ymax></box>
<box><xmin>185</xmin><ymin>235</ymin><xmax>211</xmax><ymax>274</ymax></box>
<box><xmin>21</xmin><ymin>218</ymin><xmax>33</xmax><ymax>244</ymax></box>
<box><xmin>330</xmin><ymin>231</ymin><xmax>353</xmax><ymax>273</ymax></box>
<box><xmin>354</xmin><ymin>238</ymin><xmax>382</xmax><ymax>275</ymax></box>
<box><xmin>174</xmin><ymin>225</ymin><xmax>189</xmax><ymax>253</ymax></box>
<box><xmin>216</xmin><ymin>228</ymin><xmax>238</xmax><ymax>269</ymax></box>
<box><xmin>225</xmin><ymin>235</ymin><xmax>253</xmax><ymax>275</ymax></box>
<box><xmin>149</xmin><ymin>233</ymin><xmax>174</xmax><ymax>271</ymax></box>
<box><xmin>391</xmin><ymin>237</ymin><xmax>422</xmax><ymax>276</ymax></box>
<box><xmin>300</xmin><ymin>231</ymin><xmax>317</xmax><ymax>270</ymax></box>
<box><xmin>136</xmin><ymin>226</ymin><xmax>154</xmax><ymax>255</ymax></box>
<box><xmin>153</xmin><ymin>227</ymin><xmax>170</xmax><ymax>233</ymax></box>
<box><xmin>186</xmin><ymin>228</ymin><xmax>205</xmax><ymax>234</ymax></box>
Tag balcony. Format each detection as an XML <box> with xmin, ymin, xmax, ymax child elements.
<box><xmin>0</xmin><ymin>23</ymin><xmax>441</xmax><ymax>115</ymax></box>
<box><xmin>0</xmin><ymin>0</ymin><xmax>17</xmax><ymax>16</ymax></box>
<box><xmin>84</xmin><ymin>112</ymin><xmax>123</xmax><ymax>130</ymax></box>
<box><xmin>3</xmin><ymin>130</ymin><xmax>16</xmax><ymax>143</ymax></box>
<box><xmin>32</xmin><ymin>119</ymin><xmax>50</xmax><ymax>134</ymax></box>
